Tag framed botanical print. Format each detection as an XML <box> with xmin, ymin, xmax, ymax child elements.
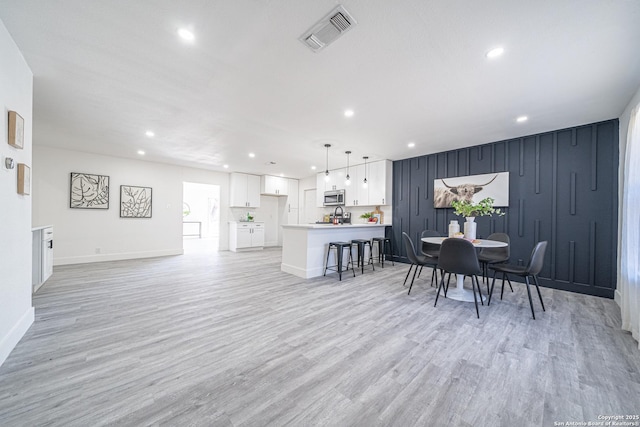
<box><xmin>120</xmin><ymin>185</ymin><xmax>152</xmax><ymax>218</ymax></box>
<box><xmin>70</xmin><ymin>172</ymin><xmax>110</xmax><ymax>209</ymax></box>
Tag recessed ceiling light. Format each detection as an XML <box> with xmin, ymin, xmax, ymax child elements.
<box><xmin>344</xmin><ymin>109</ymin><xmax>354</xmax><ymax>118</ymax></box>
<box><xmin>249</xmin><ymin>153</ymin><xmax>255</xmax><ymax>158</ymax></box>
<box><xmin>178</xmin><ymin>28</ymin><xmax>195</xmax><ymax>42</ymax></box>
<box><xmin>145</xmin><ymin>131</ymin><xmax>154</xmax><ymax>137</ymax></box>
<box><xmin>137</xmin><ymin>150</ymin><xmax>145</xmax><ymax>155</ymax></box>
<box><xmin>280</xmin><ymin>173</ymin><xmax>284</xmax><ymax>177</ymax></box>
<box><xmin>311</xmin><ymin>165</ymin><xmax>317</xmax><ymax>170</ymax></box>
<box><xmin>223</xmin><ymin>164</ymin><xmax>229</xmax><ymax>169</ymax></box>
<box><xmin>516</xmin><ymin>116</ymin><xmax>528</xmax><ymax>123</ymax></box>
<box><xmin>408</xmin><ymin>142</ymin><xmax>415</xmax><ymax>148</ymax></box>
<box><xmin>486</xmin><ymin>47</ymin><xmax>504</xmax><ymax>59</ymax></box>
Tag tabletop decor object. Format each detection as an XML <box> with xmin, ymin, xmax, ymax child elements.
<box><xmin>360</xmin><ymin>212</ymin><xmax>372</xmax><ymax>223</ymax></box>
<box><xmin>451</xmin><ymin>197</ymin><xmax>504</xmax><ymax>240</ymax></box>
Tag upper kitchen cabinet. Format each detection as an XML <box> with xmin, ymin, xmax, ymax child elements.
<box><xmin>261</xmin><ymin>175</ymin><xmax>288</xmax><ymax>196</ymax></box>
<box><xmin>346</xmin><ymin>160</ymin><xmax>392</xmax><ymax>206</ymax></box>
<box><xmin>287</xmin><ymin>178</ymin><xmax>299</xmax><ymax>208</ymax></box>
<box><xmin>316</xmin><ymin>169</ymin><xmax>345</xmax><ymax>207</ymax></box>
<box><xmin>367</xmin><ymin>160</ymin><xmax>392</xmax><ymax>206</ymax></box>
<box><xmin>230</xmin><ymin>173</ymin><xmax>261</xmax><ymax>207</ymax></box>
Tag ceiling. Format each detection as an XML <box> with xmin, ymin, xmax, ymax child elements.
<box><xmin>1</xmin><ymin>0</ymin><xmax>639</xmax><ymax>179</ymax></box>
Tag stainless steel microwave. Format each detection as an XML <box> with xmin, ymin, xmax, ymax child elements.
<box><xmin>324</xmin><ymin>190</ymin><xmax>345</xmax><ymax>206</ymax></box>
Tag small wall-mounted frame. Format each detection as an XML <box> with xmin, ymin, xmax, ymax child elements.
<box><xmin>8</xmin><ymin>111</ymin><xmax>25</xmax><ymax>149</ymax></box>
<box><xmin>17</xmin><ymin>163</ymin><xmax>30</xmax><ymax>195</ymax></box>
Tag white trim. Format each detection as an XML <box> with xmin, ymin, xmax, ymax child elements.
<box><xmin>55</xmin><ymin>249</ymin><xmax>184</xmax><ymax>266</ymax></box>
<box><xmin>0</xmin><ymin>307</ymin><xmax>34</xmax><ymax>367</ymax></box>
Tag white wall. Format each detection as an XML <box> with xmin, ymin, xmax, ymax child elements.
<box><xmin>0</xmin><ymin>20</ymin><xmax>34</xmax><ymax>366</ymax></box>
<box><xmin>616</xmin><ymin>83</ymin><xmax>640</xmax><ymax>304</ymax></box>
<box><xmin>33</xmin><ymin>146</ymin><xmax>233</xmax><ymax>264</ymax></box>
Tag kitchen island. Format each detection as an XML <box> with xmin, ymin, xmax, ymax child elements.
<box><xmin>281</xmin><ymin>223</ymin><xmax>388</xmax><ymax>278</ymax></box>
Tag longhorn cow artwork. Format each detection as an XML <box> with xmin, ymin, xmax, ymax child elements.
<box><xmin>433</xmin><ymin>172</ymin><xmax>509</xmax><ymax>208</ymax></box>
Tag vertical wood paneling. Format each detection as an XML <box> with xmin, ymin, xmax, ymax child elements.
<box><xmin>391</xmin><ymin>119</ymin><xmax>618</xmax><ymax>298</ymax></box>
<box><xmin>491</xmin><ymin>145</ymin><xmax>496</xmax><ymax>172</ymax></box>
<box><xmin>505</xmin><ymin>141</ymin><xmax>510</xmax><ymax>170</ymax></box>
<box><xmin>589</xmin><ymin>221</ymin><xmax>596</xmax><ymax>286</ymax></box>
<box><xmin>518</xmin><ymin>199</ymin><xmax>524</xmax><ymax>237</ymax></box>
<box><xmin>551</xmin><ymin>133</ymin><xmax>558</xmax><ymax>280</ymax></box>
<box><xmin>569</xmin><ymin>241</ymin><xmax>576</xmax><ymax>283</ymax></box>
<box><xmin>535</xmin><ymin>137</ymin><xmax>541</xmax><ymax>194</ymax></box>
<box><xmin>454</xmin><ymin>151</ymin><xmax>459</xmax><ymax>176</ymax></box>
<box><xmin>519</xmin><ymin>139</ymin><xmax>525</xmax><ymax>176</ymax></box>
<box><xmin>591</xmin><ymin>125</ymin><xmax>598</xmax><ymax>191</ymax></box>
<box><xmin>424</xmin><ymin>158</ymin><xmax>429</xmax><ymax>200</ymax></box>
<box><xmin>466</xmin><ymin>148</ymin><xmax>471</xmax><ymax>175</ymax></box>
<box><xmin>570</xmin><ymin>172</ymin><xmax>577</xmax><ymax>215</ymax></box>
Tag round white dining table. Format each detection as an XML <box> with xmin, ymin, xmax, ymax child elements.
<box><xmin>420</xmin><ymin>237</ymin><xmax>508</xmax><ymax>302</ymax></box>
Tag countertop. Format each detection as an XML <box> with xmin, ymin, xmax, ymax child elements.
<box><xmin>32</xmin><ymin>225</ymin><xmax>53</xmax><ymax>231</ymax></box>
<box><xmin>282</xmin><ymin>223</ymin><xmax>388</xmax><ymax>229</ymax></box>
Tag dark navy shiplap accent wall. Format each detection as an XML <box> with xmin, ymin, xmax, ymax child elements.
<box><xmin>391</xmin><ymin>119</ymin><xmax>619</xmax><ymax>298</ymax></box>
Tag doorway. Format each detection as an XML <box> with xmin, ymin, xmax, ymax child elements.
<box><xmin>183</xmin><ymin>182</ymin><xmax>221</xmax><ymax>253</ymax></box>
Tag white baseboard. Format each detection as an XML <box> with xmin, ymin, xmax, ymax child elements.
<box><xmin>55</xmin><ymin>248</ymin><xmax>184</xmax><ymax>266</ymax></box>
<box><xmin>0</xmin><ymin>307</ymin><xmax>34</xmax><ymax>367</ymax></box>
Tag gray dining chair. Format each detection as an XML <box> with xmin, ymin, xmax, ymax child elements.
<box><xmin>434</xmin><ymin>238</ymin><xmax>483</xmax><ymax>318</ymax></box>
<box><xmin>488</xmin><ymin>241</ymin><xmax>547</xmax><ymax>319</ymax></box>
<box><xmin>477</xmin><ymin>232</ymin><xmax>511</xmax><ymax>294</ymax></box>
<box><xmin>402</xmin><ymin>232</ymin><xmax>438</xmax><ymax>295</ymax></box>
<box><xmin>419</xmin><ymin>229</ymin><xmax>441</xmax><ymax>287</ymax></box>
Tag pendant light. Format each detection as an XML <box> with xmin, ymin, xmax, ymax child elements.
<box><xmin>362</xmin><ymin>156</ymin><xmax>369</xmax><ymax>188</ymax></box>
<box><xmin>324</xmin><ymin>144</ymin><xmax>331</xmax><ymax>182</ymax></box>
<box><xmin>345</xmin><ymin>151</ymin><xmax>351</xmax><ymax>186</ymax></box>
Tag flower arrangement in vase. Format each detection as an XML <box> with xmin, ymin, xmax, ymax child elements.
<box><xmin>450</xmin><ymin>197</ymin><xmax>504</xmax><ymax>240</ymax></box>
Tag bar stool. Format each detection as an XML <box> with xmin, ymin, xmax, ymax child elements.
<box><xmin>351</xmin><ymin>239</ymin><xmax>374</xmax><ymax>274</ymax></box>
<box><xmin>323</xmin><ymin>241</ymin><xmax>355</xmax><ymax>281</ymax></box>
<box><xmin>371</xmin><ymin>237</ymin><xmax>394</xmax><ymax>267</ymax></box>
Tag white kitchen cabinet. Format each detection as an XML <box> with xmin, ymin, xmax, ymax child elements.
<box><xmin>285</xmin><ymin>179</ymin><xmax>299</xmax><ymax>225</ymax></box>
<box><xmin>316</xmin><ymin>169</ymin><xmax>345</xmax><ymax>207</ymax></box>
<box><xmin>229</xmin><ymin>221</ymin><xmax>265</xmax><ymax>251</ymax></box>
<box><xmin>32</xmin><ymin>226</ymin><xmax>53</xmax><ymax>293</ymax></box>
<box><xmin>287</xmin><ymin>178</ymin><xmax>299</xmax><ymax>207</ymax></box>
<box><xmin>345</xmin><ymin>164</ymin><xmax>369</xmax><ymax>207</ymax></box>
<box><xmin>261</xmin><ymin>175</ymin><xmax>288</xmax><ymax>196</ymax></box>
<box><xmin>230</xmin><ymin>173</ymin><xmax>261</xmax><ymax>207</ymax></box>
<box><xmin>367</xmin><ymin>160</ymin><xmax>392</xmax><ymax>206</ymax></box>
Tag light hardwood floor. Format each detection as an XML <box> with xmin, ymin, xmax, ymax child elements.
<box><xmin>1</xmin><ymin>242</ymin><xmax>638</xmax><ymax>426</ymax></box>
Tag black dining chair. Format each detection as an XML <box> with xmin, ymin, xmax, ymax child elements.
<box><xmin>418</xmin><ymin>230</ymin><xmax>441</xmax><ymax>287</ymax></box>
<box><xmin>434</xmin><ymin>238</ymin><xmax>483</xmax><ymax>318</ymax></box>
<box><xmin>402</xmin><ymin>232</ymin><xmax>438</xmax><ymax>295</ymax></box>
<box><xmin>477</xmin><ymin>232</ymin><xmax>512</xmax><ymax>294</ymax></box>
<box><xmin>488</xmin><ymin>241</ymin><xmax>547</xmax><ymax>319</ymax></box>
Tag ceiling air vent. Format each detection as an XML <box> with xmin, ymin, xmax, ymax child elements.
<box><xmin>299</xmin><ymin>5</ymin><xmax>357</xmax><ymax>53</ymax></box>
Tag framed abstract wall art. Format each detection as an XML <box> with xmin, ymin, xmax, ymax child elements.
<box><xmin>70</xmin><ymin>172</ymin><xmax>110</xmax><ymax>209</ymax></box>
<box><xmin>120</xmin><ymin>185</ymin><xmax>152</xmax><ymax>218</ymax></box>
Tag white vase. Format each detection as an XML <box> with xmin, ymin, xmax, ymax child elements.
<box><xmin>464</xmin><ymin>217</ymin><xmax>477</xmax><ymax>240</ymax></box>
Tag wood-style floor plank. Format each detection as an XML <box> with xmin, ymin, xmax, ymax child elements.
<box><xmin>1</xmin><ymin>240</ymin><xmax>639</xmax><ymax>426</ymax></box>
